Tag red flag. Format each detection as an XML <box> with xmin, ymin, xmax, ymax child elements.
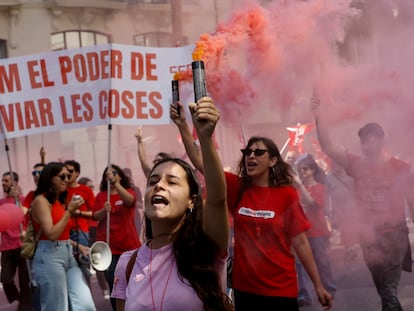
<box><xmin>286</xmin><ymin>123</ymin><xmax>314</xmax><ymax>154</ymax></box>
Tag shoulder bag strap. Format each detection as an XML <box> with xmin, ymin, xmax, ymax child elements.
<box><xmin>126</xmin><ymin>248</ymin><xmax>139</xmax><ymax>284</ymax></box>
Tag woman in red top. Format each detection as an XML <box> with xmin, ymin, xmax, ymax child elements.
<box><xmin>31</xmin><ymin>162</ymin><xmax>96</xmax><ymax>311</ymax></box>
<box><xmin>92</xmin><ymin>164</ymin><xmax>141</xmax><ymax>311</ymax></box>
<box><xmin>293</xmin><ymin>153</ymin><xmax>336</xmax><ymax>306</ymax></box>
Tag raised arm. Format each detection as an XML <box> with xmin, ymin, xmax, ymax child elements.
<box><xmin>311</xmin><ymin>97</ymin><xmax>349</xmax><ymax>169</ymax></box>
<box><xmin>135</xmin><ymin>128</ymin><xmax>151</xmax><ymax>179</ymax></box>
<box><xmin>40</xmin><ymin>147</ymin><xmax>46</xmax><ymax>165</ymax></box>
<box><xmin>170</xmin><ymin>102</ymin><xmax>204</xmax><ymax>173</ymax></box>
<box><xmin>189</xmin><ymin>97</ymin><xmax>229</xmax><ymax>257</ymax></box>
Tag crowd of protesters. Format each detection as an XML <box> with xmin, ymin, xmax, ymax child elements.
<box><xmin>1</xmin><ymin>92</ymin><xmax>413</xmax><ymax>311</ymax></box>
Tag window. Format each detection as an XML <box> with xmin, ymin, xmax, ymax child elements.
<box><xmin>134</xmin><ymin>32</ymin><xmax>174</xmax><ymax>47</ymax></box>
<box><xmin>0</xmin><ymin>39</ymin><xmax>7</xmax><ymax>59</ymax></box>
<box><xmin>51</xmin><ymin>31</ymin><xmax>110</xmax><ymax>51</ymax></box>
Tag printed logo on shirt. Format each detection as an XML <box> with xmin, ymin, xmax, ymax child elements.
<box><xmin>133</xmin><ymin>274</ymin><xmax>145</xmax><ymax>282</ymax></box>
<box><xmin>115</xmin><ymin>200</ymin><xmax>123</xmax><ymax>206</ymax></box>
<box><xmin>238</xmin><ymin>207</ymin><xmax>275</xmax><ymax>219</ymax></box>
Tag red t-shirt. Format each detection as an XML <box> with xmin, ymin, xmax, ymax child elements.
<box><xmin>226</xmin><ymin>172</ymin><xmax>310</xmax><ymax>297</ymax></box>
<box><xmin>66</xmin><ymin>184</ymin><xmax>95</xmax><ymax>232</ymax></box>
<box><xmin>302</xmin><ymin>183</ymin><xmax>331</xmax><ymax>238</ymax></box>
<box><xmin>35</xmin><ymin>199</ymin><xmax>72</xmax><ymax>240</ymax></box>
<box><xmin>346</xmin><ymin>154</ymin><xmax>413</xmax><ymax>233</ymax></box>
<box><xmin>93</xmin><ymin>189</ymin><xmax>141</xmax><ymax>255</ymax></box>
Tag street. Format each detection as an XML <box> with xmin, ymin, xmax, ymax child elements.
<box><xmin>1</xmin><ymin>223</ymin><xmax>414</xmax><ymax>311</ymax></box>
<box><xmin>0</xmin><ymin>270</ymin><xmax>112</xmax><ymax>311</ymax></box>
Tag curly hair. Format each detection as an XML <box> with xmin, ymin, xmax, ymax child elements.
<box><xmin>34</xmin><ymin>162</ymin><xmax>67</xmax><ymax>205</ymax></box>
<box><xmin>98</xmin><ymin>164</ymin><xmax>132</xmax><ymax>192</ymax></box>
<box><xmin>237</xmin><ymin>136</ymin><xmax>293</xmax><ymax>193</ymax></box>
<box><xmin>145</xmin><ymin>158</ymin><xmax>233</xmax><ymax>311</ymax></box>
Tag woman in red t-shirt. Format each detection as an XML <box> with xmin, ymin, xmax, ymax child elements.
<box><xmin>92</xmin><ymin>164</ymin><xmax>141</xmax><ymax>311</ymax></box>
<box><xmin>294</xmin><ymin>153</ymin><xmax>336</xmax><ymax>306</ymax></box>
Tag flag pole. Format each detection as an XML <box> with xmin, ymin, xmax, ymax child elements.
<box><xmin>279</xmin><ymin>137</ymin><xmax>291</xmax><ymax>156</ymax></box>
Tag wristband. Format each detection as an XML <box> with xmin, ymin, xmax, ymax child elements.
<box><xmin>66</xmin><ymin>208</ymin><xmax>75</xmax><ymax>215</ymax></box>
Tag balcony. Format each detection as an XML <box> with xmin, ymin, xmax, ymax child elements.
<box><xmin>50</xmin><ymin>0</ymin><xmax>129</xmax><ymax>10</ymax></box>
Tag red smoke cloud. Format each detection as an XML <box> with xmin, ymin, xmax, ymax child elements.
<box><xmin>181</xmin><ymin>0</ymin><xmax>414</xmax><ymax>162</ymax></box>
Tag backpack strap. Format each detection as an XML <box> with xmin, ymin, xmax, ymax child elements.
<box><xmin>125</xmin><ymin>248</ymin><xmax>139</xmax><ymax>284</ymax></box>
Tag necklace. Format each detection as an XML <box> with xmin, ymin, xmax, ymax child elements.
<box><xmin>250</xmin><ymin>187</ymin><xmax>271</xmax><ymax>238</ymax></box>
<box><xmin>149</xmin><ymin>243</ymin><xmax>174</xmax><ymax>311</ymax></box>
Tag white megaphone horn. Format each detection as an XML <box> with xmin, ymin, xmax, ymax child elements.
<box><xmin>89</xmin><ymin>241</ymin><xmax>112</xmax><ymax>271</ymax></box>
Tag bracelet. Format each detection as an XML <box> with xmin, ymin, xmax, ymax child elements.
<box><xmin>66</xmin><ymin>208</ymin><xmax>75</xmax><ymax>215</ymax></box>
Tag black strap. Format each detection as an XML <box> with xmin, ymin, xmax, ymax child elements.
<box><xmin>125</xmin><ymin>248</ymin><xmax>139</xmax><ymax>284</ymax></box>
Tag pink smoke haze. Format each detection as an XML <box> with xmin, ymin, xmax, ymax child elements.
<box><xmin>185</xmin><ymin>0</ymin><xmax>414</xmax><ymax>162</ymax></box>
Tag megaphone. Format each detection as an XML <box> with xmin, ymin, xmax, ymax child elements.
<box><xmin>89</xmin><ymin>241</ymin><xmax>112</xmax><ymax>271</ymax></box>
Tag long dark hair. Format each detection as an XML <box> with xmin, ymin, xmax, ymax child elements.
<box><xmin>34</xmin><ymin>162</ymin><xmax>67</xmax><ymax>205</ymax></box>
<box><xmin>145</xmin><ymin>158</ymin><xmax>233</xmax><ymax>311</ymax></box>
<box><xmin>237</xmin><ymin>136</ymin><xmax>293</xmax><ymax>190</ymax></box>
<box><xmin>99</xmin><ymin>164</ymin><xmax>132</xmax><ymax>192</ymax></box>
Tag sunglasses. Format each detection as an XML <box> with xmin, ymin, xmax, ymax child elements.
<box><xmin>32</xmin><ymin>170</ymin><xmax>42</xmax><ymax>177</ymax></box>
<box><xmin>57</xmin><ymin>174</ymin><xmax>71</xmax><ymax>181</ymax></box>
<box><xmin>240</xmin><ymin>148</ymin><xmax>269</xmax><ymax>157</ymax></box>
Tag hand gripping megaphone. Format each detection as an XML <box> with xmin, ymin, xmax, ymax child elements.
<box><xmin>89</xmin><ymin>241</ymin><xmax>112</xmax><ymax>271</ymax></box>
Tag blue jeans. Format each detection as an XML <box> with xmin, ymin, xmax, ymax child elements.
<box><xmin>360</xmin><ymin>228</ymin><xmax>409</xmax><ymax>311</ymax></box>
<box><xmin>32</xmin><ymin>240</ymin><xmax>96</xmax><ymax>311</ymax></box>
<box><xmin>297</xmin><ymin>237</ymin><xmax>336</xmax><ymax>304</ymax></box>
<box><xmin>71</xmin><ymin>230</ymin><xmax>92</xmax><ymax>286</ymax></box>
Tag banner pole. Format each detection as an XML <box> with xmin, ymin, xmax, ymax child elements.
<box><xmin>0</xmin><ymin>107</ymin><xmax>33</xmax><ymax>286</ymax></box>
<box><xmin>0</xmin><ymin>113</ymin><xmax>19</xmax><ymax>206</ymax></box>
<box><xmin>106</xmin><ymin>122</ymin><xmax>112</xmax><ymax>246</ymax></box>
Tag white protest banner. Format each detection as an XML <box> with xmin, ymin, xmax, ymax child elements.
<box><xmin>0</xmin><ymin>43</ymin><xmax>194</xmax><ymax>139</ymax></box>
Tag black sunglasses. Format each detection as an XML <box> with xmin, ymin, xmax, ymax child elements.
<box><xmin>57</xmin><ymin>174</ymin><xmax>71</xmax><ymax>181</ymax></box>
<box><xmin>32</xmin><ymin>170</ymin><xmax>42</xmax><ymax>177</ymax></box>
<box><xmin>240</xmin><ymin>148</ymin><xmax>269</xmax><ymax>157</ymax></box>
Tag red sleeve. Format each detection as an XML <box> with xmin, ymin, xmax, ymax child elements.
<box><xmin>84</xmin><ymin>187</ymin><xmax>95</xmax><ymax>211</ymax></box>
<box><xmin>285</xmin><ymin>187</ymin><xmax>311</xmax><ymax>239</ymax></box>
<box><xmin>127</xmin><ymin>188</ymin><xmax>137</xmax><ymax>208</ymax></box>
<box><xmin>93</xmin><ymin>192</ymin><xmax>105</xmax><ymax>212</ymax></box>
